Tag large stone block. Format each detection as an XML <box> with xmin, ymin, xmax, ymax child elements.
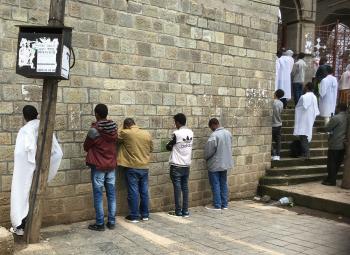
<box><xmin>0</xmin><ymin>227</ymin><xmax>13</xmax><ymax>255</ymax></box>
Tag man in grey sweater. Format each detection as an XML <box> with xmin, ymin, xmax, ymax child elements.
<box><xmin>322</xmin><ymin>103</ymin><xmax>349</xmax><ymax>186</ymax></box>
<box><xmin>204</xmin><ymin>118</ymin><xmax>234</xmax><ymax>210</ymax></box>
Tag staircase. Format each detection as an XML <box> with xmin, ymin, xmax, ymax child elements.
<box><xmin>258</xmin><ymin>108</ymin><xmax>349</xmax><ymax>216</ymax></box>
<box><xmin>259</xmin><ymin>108</ymin><xmax>343</xmax><ymax>187</ymax></box>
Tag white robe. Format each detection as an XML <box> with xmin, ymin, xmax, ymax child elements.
<box><xmin>319</xmin><ymin>75</ymin><xmax>338</xmax><ymax>117</ymax></box>
<box><xmin>276</xmin><ymin>55</ymin><xmax>294</xmax><ymax>99</ymax></box>
<box><xmin>293</xmin><ymin>92</ymin><xmax>320</xmax><ymax>142</ymax></box>
<box><xmin>339</xmin><ymin>70</ymin><xmax>350</xmax><ymax>90</ymax></box>
<box><xmin>10</xmin><ymin>119</ymin><xmax>63</xmax><ymax>228</ymax></box>
<box><xmin>275</xmin><ymin>57</ymin><xmax>280</xmax><ymax>91</ymax></box>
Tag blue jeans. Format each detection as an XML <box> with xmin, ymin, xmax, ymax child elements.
<box><xmin>208</xmin><ymin>171</ymin><xmax>228</xmax><ymax>209</ymax></box>
<box><xmin>91</xmin><ymin>167</ymin><xmax>116</xmax><ymax>225</ymax></box>
<box><xmin>170</xmin><ymin>165</ymin><xmax>189</xmax><ymax>215</ymax></box>
<box><xmin>293</xmin><ymin>82</ymin><xmax>303</xmax><ymax>105</ymax></box>
<box><xmin>125</xmin><ymin>168</ymin><xmax>149</xmax><ymax>220</ymax></box>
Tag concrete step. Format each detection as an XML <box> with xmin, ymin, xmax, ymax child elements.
<box><xmin>281</xmin><ymin>140</ymin><xmax>328</xmax><ymax>149</ymax></box>
<box><xmin>281</xmin><ymin>133</ymin><xmax>328</xmax><ymax>142</ymax></box>
<box><xmin>271</xmin><ymin>156</ymin><xmax>327</xmax><ymax>168</ymax></box>
<box><xmin>266</xmin><ymin>165</ymin><xmax>328</xmax><ymax>176</ymax></box>
<box><xmin>283</xmin><ymin>119</ymin><xmax>324</xmax><ymax>128</ymax></box>
<box><xmin>259</xmin><ymin>172</ymin><xmax>343</xmax><ymax>186</ymax></box>
<box><xmin>280</xmin><ymin>148</ymin><xmax>327</xmax><ymax>158</ymax></box>
<box><xmin>258</xmin><ymin>183</ymin><xmax>350</xmax><ymax>217</ymax></box>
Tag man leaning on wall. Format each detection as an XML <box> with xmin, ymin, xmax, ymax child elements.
<box><xmin>118</xmin><ymin>118</ymin><xmax>153</xmax><ymax>223</ymax></box>
<box><xmin>204</xmin><ymin>118</ymin><xmax>234</xmax><ymax>211</ymax></box>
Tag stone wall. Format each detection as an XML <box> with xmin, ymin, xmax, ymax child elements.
<box><xmin>0</xmin><ymin>0</ymin><xmax>278</xmax><ymax>227</ymax></box>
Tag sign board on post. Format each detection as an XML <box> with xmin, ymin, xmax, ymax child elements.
<box><xmin>16</xmin><ymin>26</ymin><xmax>72</xmax><ymax>80</ymax></box>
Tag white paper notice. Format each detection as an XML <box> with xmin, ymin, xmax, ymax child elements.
<box><xmin>34</xmin><ymin>38</ymin><xmax>59</xmax><ymax>72</ymax></box>
<box><xmin>61</xmin><ymin>46</ymin><xmax>70</xmax><ymax>79</ymax></box>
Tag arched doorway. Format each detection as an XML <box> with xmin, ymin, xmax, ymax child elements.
<box><xmin>278</xmin><ymin>0</ymin><xmax>301</xmax><ymax>51</ymax></box>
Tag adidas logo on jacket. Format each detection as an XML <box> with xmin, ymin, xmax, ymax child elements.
<box><xmin>166</xmin><ymin>126</ymin><xmax>193</xmax><ymax>167</ymax></box>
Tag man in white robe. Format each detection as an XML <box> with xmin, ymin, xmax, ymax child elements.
<box><xmin>276</xmin><ymin>50</ymin><xmax>294</xmax><ymax>108</ymax></box>
<box><xmin>339</xmin><ymin>64</ymin><xmax>350</xmax><ymax>104</ymax></box>
<box><xmin>10</xmin><ymin>105</ymin><xmax>63</xmax><ymax>236</ymax></box>
<box><xmin>319</xmin><ymin>66</ymin><xmax>338</xmax><ymax>124</ymax></box>
<box><xmin>293</xmin><ymin>83</ymin><xmax>320</xmax><ymax>158</ymax></box>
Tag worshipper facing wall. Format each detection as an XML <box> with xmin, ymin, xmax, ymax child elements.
<box><xmin>10</xmin><ymin>105</ymin><xmax>63</xmax><ymax>236</ymax></box>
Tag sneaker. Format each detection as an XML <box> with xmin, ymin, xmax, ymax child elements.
<box><xmin>272</xmin><ymin>156</ymin><xmax>280</xmax><ymax>161</ymax></box>
<box><xmin>141</xmin><ymin>217</ymin><xmax>149</xmax><ymax>221</ymax></box>
<box><xmin>222</xmin><ymin>207</ymin><xmax>228</xmax><ymax>210</ymax></box>
<box><xmin>205</xmin><ymin>205</ymin><xmax>221</xmax><ymax>211</ymax></box>
<box><xmin>182</xmin><ymin>212</ymin><xmax>190</xmax><ymax>218</ymax></box>
<box><xmin>106</xmin><ymin>222</ymin><xmax>115</xmax><ymax>230</ymax></box>
<box><xmin>168</xmin><ymin>211</ymin><xmax>182</xmax><ymax>217</ymax></box>
<box><xmin>9</xmin><ymin>227</ymin><xmax>24</xmax><ymax>236</ymax></box>
<box><xmin>125</xmin><ymin>215</ymin><xmax>139</xmax><ymax>223</ymax></box>
<box><xmin>88</xmin><ymin>223</ymin><xmax>105</xmax><ymax>231</ymax></box>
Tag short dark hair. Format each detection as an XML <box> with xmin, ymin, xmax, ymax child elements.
<box><xmin>94</xmin><ymin>104</ymin><xmax>108</xmax><ymax>119</ymax></box>
<box><xmin>326</xmin><ymin>65</ymin><xmax>333</xmax><ymax>74</ymax></box>
<box><xmin>305</xmin><ymin>82</ymin><xmax>314</xmax><ymax>92</ymax></box>
<box><xmin>337</xmin><ymin>103</ymin><xmax>348</xmax><ymax>112</ymax></box>
<box><xmin>208</xmin><ymin>118</ymin><xmax>219</xmax><ymax>127</ymax></box>
<box><xmin>174</xmin><ymin>113</ymin><xmax>186</xmax><ymax>126</ymax></box>
<box><xmin>123</xmin><ymin>118</ymin><xmax>135</xmax><ymax>127</ymax></box>
<box><xmin>298</xmin><ymin>52</ymin><xmax>305</xmax><ymax>59</ymax></box>
<box><xmin>23</xmin><ymin>105</ymin><xmax>38</xmax><ymax>121</ymax></box>
<box><xmin>275</xmin><ymin>89</ymin><xmax>285</xmax><ymax>99</ymax></box>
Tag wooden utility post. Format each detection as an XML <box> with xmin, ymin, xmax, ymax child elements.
<box><xmin>24</xmin><ymin>0</ymin><xmax>66</xmax><ymax>243</ymax></box>
<box><xmin>341</xmin><ymin>117</ymin><xmax>350</xmax><ymax>189</ymax></box>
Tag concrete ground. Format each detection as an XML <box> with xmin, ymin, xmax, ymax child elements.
<box><xmin>14</xmin><ymin>201</ymin><xmax>350</xmax><ymax>255</ymax></box>
<box><xmin>271</xmin><ymin>181</ymin><xmax>350</xmax><ymax>205</ymax></box>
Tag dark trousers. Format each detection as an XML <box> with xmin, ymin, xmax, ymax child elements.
<box><xmin>272</xmin><ymin>126</ymin><xmax>282</xmax><ymax>156</ymax></box>
<box><xmin>300</xmin><ymin>135</ymin><xmax>309</xmax><ymax>158</ymax></box>
<box><xmin>125</xmin><ymin>168</ymin><xmax>149</xmax><ymax>220</ymax></box>
<box><xmin>293</xmin><ymin>82</ymin><xmax>303</xmax><ymax>105</ymax></box>
<box><xmin>170</xmin><ymin>165</ymin><xmax>189</xmax><ymax>215</ymax></box>
<box><xmin>326</xmin><ymin>149</ymin><xmax>345</xmax><ymax>184</ymax></box>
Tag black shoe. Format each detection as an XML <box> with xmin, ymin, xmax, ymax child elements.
<box><xmin>125</xmin><ymin>215</ymin><xmax>139</xmax><ymax>223</ymax></box>
<box><xmin>88</xmin><ymin>223</ymin><xmax>105</xmax><ymax>231</ymax></box>
<box><xmin>168</xmin><ymin>211</ymin><xmax>182</xmax><ymax>217</ymax></box>
<box><xmin>321</xmin><ymin>180</ymin><xmax>336</xmax><ymax>186</ymax></box>
<box><xmin>106</xmin><ymin>222</ymin><xmax>115</xmax><ymax>230</ymax></box>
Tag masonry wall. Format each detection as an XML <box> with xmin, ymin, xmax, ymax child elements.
<box><xmin>0</xmin><ymin>0</ymin><xmax>279</xmax><ymax>227</ymax></box>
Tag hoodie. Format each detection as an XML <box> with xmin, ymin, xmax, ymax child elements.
<box><xmin>84</xmin><ymin>120</ymin><xmax>118</xmax><ymax>170</ymax></box>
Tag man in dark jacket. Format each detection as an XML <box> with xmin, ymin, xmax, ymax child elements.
<box><xmin>322</xmin><ymin>103</ymin><xmax>348</xmax><ymax>186</ymax></box>
<box><xmin>84</xmin><ymin>104</ymin><xmax>118</xmax><ymax>231</ymax></box>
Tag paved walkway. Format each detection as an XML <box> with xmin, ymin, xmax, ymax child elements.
<box><xmin>15</xmin><ymin>201</ymin><xmax>350</xmax><ymax>255</ymax></box>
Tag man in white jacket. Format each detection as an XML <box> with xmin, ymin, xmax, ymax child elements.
<box><xmin>166</xmin><ymin>113</ymin><xmax>193</xmax><ymax>217</ymax></box>
<box><xmin>293</xmin><ymin>83</ymin><xmax>320</xmax><ymax>159</ymax></box>
<box><xmin>319</xmin><ymin>66</ymin><xmax>338</xmax><ymax>124</ymax></box>
<box><xmin>10</xmin><ymin>105</ymin><xmax>62</xmax><ymax>236</ymax></box>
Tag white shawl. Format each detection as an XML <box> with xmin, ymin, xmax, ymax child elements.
<box><xmin>10</xmin><ymin>119</ymin><xmax>63</xmax><ymax>228</ymax></box>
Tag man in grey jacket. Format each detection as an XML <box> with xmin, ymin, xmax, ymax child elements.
<box><xmin>322</xmin><ymin>103</ymin><xmax>348</xmax><ymax>186</ymax></box>
<box><xmin>204</xmin><ymin>118</ymin><xmax>234</xmax><ymax>210</ymax></box>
